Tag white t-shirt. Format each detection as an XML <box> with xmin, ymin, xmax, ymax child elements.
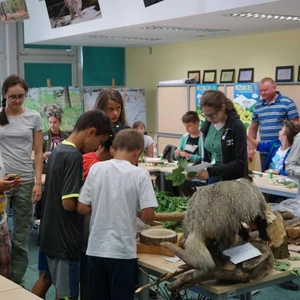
<box><xmin>0</xmin><ymin>109</ymin><xmax>43</xmax><ymax>182</ymax></box>
<box><xmin>270</xmin><ymin>147</ymin><xmax>290</xmax><ymax>171</ymax></box>
<box><xmin>144</xmin><ymin>135</ymin><xmax>154</xmax><ymax>150</ymax></box>
<box><xmin>79</xmin><ymin>159</ymin><xmax>158</xmax><ymax>259</ymax></box>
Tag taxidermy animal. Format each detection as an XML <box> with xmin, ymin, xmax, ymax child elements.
<box><xmin>64</xmin><ymin>0</ymin><xmax>82</xmax><ymax>20</ymax></box>
<box><xmin>183</xmin><ymin>177</ymin><xmax>270</xmax><ymax>271</ymax></box>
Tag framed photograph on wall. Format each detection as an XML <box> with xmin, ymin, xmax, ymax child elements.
<box><xmin>275</xmin><ymin>65</ymin><xmax>294</xmax><ymax>82</ymax></box>
<box><xmin>203</xmin><ymin>69</ymin><xmax>217</xmax><ymax>84</ymax></box>
<box><xmin>238</xmin><ymin>68</ymin><xmax>254</xmax><ymax>83</ymax></box>
<box><xmin>298</xmin><ymin>66</ymin><xmax>300</xmax><ymax>82</ymax></box>
<box><xmin>187</xmin><ymin>70</ymin><xmax>200</xmax><ymax>84</ymax></box>
<box><xmin>220</xmin><ymin>69</ymin><xmax>235</xmax><ymax>84</ymax></box>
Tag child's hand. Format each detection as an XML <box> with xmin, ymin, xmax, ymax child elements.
<box><xmin>0</xmin><ymin>174</ymin><xmax>21</xmax><ymax>192</ymax></box>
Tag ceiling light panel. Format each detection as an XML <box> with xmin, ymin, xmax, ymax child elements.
<box><xmin>225</xmin><ymin>12</ymin><xmax>300</xmax><ymax>21</ymax></box>
<box><xmin>88</xmin><ymin>35</ymin><xmax>161</xmax><ymax>41</ymax></box>
<box><xmin>140</xmin><ymin>25</ymin><xmax>229</xmax><ymax>34</ymax></box>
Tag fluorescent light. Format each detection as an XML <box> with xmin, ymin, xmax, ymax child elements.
<box><xmin>140</xmin><ymin>25</ymin><xmax>229</xmax><ymax>34</ymax></box>
<box><xmin>225</xmin><ymin>12</ymin><xmax>300</xmax><ymax>22</ymax></box>
<box><xmin>88</xmin><ymin>35</ymin><xmax>161</xmax><ymax>41</ymax></box>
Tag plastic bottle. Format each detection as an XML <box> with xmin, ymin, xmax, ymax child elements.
<box><xmin>269</xmin><ymin>169</ymin><xmax>273</xmax><ymax>184</ymax></box>
<box><xmin>160</xmin><ymin>153</ymin><xmax>164</xmax><ymax>161</ymax></box>
<box><xmin>153</xmin><ymin>144</ymin><xmax>158</xmax><ymax>158</ymax></box>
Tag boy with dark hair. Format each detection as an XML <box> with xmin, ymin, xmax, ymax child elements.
<box><xmin>78</xmin><ymin>129</ymin><xmax>158</xmax><ymax>300</ymax></box>
<box><xmin>247</xmin><ymin>120</ymin><xmax>300</xmax><ymax>175</ymax></box>
<box><xmin>39</xmin><ymin>109</ymin><xmax>112</xmax><ymax>300</ymax></box>
<box><xmin>175</xmin><ymin>111</ymin><xmax>203</xmax><ymax>163</ymax></box>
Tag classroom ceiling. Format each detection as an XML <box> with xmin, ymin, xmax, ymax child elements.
<box><xmin>31</xmin><ymin>0</ymin><xmax>300</xmax><ymax>47</ymax></box>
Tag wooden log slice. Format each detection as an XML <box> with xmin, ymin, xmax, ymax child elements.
<box><xmin>140</xmin><ymin>228</ymin><xmax>177</xmax><ymax>246</ymax></box>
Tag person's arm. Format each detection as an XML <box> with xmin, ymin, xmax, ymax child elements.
<box><xmin>174</xmin><ymin>135</ymin><xmax>186</xmax><ymax>158</ymax></box>
<box><xmin>62</xmin><ymin>197</ymin><xmax>78</xmax><ymax>211</ymax></box>
<box><xmin>77</xmin><ymin>201</ymin><xmax>92</xmax><ymax>215</ymax></box>
<box><xmin>32</xmin><ymin>130</ymin><xmax>43</xmax><ymax>203</ymax></box>
<box><xmin>247</xmin><ymin>135</ymin><xmax>259</xmax><ymax>149</ymax></box>
<box><xmin>138</xmin><ymin>207</ymin><xmax>155</xmax><ymax>223</ymax></box>
<box><xmin>146</xmin><ymin>143</ymin><xmax>154</xmax><ymax>157</ymax></box>
<box><xmin>247</xmin><ymin>122</ymin><xmax>259</xmax><ymax>161</ymax></box>
<box><xmin>285</xmin><ymin>134</ymin><xmax>300</xmax><ymax>178</ymax></box>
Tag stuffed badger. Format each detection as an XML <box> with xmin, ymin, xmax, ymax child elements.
<box><xmin>183</xmin><ymin>177</ymin><xmax>270</xmax><ymax>270</ymax></box>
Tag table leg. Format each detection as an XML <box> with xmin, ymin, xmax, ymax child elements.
<box><xmin>160</xmin><ymin>172</ymin><xmax>165</xmax><ymax>191</ymax></box>
<box><xmin>239</xmin><ymin>292</ymin><xmax>252</xmax><ymax>300</ymax></box>
<box><xmin>137</xmin><ymin>268</ymin><xmax>149</xmax><ymax>300</ymax></box>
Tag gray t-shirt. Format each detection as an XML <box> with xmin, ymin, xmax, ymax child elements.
<box><xmin>0</xmin><ymin>109</ymin><xmax>43</xmax><ymax>183</ymax></box>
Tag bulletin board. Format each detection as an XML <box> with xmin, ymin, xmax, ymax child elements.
<box><xmin>157</xmin><ymin>86</ymin><xmax>188</xmax><ymax>134</ymax></box>
<box><xmin>189</xmin><ymin>85</ymin><xmax>225</xmax><ymax>111</ymax></box>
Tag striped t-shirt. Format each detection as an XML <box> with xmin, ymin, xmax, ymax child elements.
<box><xmin>252</xmin><ymin>92</ymin><xmax>299</xmax><ymax>142</ymax></box>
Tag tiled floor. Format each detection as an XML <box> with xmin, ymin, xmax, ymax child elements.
<box><xmin>10</xmin><ymin>220</ymin><xmax>300</xmax><ymax>300</ymax></box>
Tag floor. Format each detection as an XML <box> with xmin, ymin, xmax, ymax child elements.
<box><xmin>9</xmin><ymin>219</ymin><xmax>300</xmax><ymax>300</ymax></box>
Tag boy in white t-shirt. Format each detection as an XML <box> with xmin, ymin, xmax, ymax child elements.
<box><xmin>247</xmin><ymin>120</ymin><xmax>300</xmax><ymax>175</ymax></box>
<box><xmin>78</xmin><ymin>129</ymin><xmax>158</xmax><ymax>300</ymax></box>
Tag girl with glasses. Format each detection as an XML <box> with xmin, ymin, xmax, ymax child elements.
<box><xmin>196</xmin><ymin>90</ymin><xmax>248</xmax><ymax>183</ymax></box>
<box><xmin>0</xmin><ymin>74</ymin><xmax>43</xmax><ymax>284</ymax></box>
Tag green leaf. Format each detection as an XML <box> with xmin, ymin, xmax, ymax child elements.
<box><xmin>177</xmin><ymin>158</ymin><xmax>188</xmax><ymax>169</ymax></box>
<box><xmin>273</xmin><ymin>261</ymin><xmax>291</xmax><ymax>271</ymax></box>
<box><xmin>187</xmin><ymin>172</ymin><xmax>197</xmax><ymax>177</ymax></box>
<box><xmin>291</xmin><ymin>267</ymin><xmax>300</xmax><ymax>276</ymax></box>
<box><xmin>288</xmin><ymin>256</ymin><xmax>300</xmax><ymax>261</ymax></box>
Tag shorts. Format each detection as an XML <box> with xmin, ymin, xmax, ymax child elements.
<box><xmin>46</xmin><ymin>256</ymin><xmax>80</xmax><ymax>299</ymax></box>
<box><xmin>0</xmin><ymin>223</ymin><xmax>11</xmax><ymax>279</ymax></box>
<box><xmin>38</xmin><ymin>249</ymin><xmax>51</xmax><ymax>281</ymax></box>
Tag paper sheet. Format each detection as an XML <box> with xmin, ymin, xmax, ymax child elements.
<box><xmin>164</xmin><ymin>256</ymin><xmax>181</xmax><ymax>262</ymax></box>
<box><xmin>222</xmin><ymin>243</ymin><xmax>262</xmax><ymax>264</ymax></box>
<box><xmin>185</xmin><ymin>162</ymin><xmax>212</xmax><ymax>173</ymax></box>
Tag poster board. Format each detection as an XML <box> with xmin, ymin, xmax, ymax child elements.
<box><xmin>83</xmin><ymin>87</ymin><xmax>146</xmax><ymax>126</ymax></box>
<box><xmin>157</xmin><ymin>86</ymin><xmax>188</xmax><ymax>134</ymax></box>
<box><xmin>24</xmin><ymin>86</ymin><xmax>82</xmax><ymax>131</ymax></box>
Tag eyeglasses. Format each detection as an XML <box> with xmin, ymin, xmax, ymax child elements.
<box><xmin>201</xmin><ymin>110</ymin><xmax>219</xmax><ymax>119</ymax></box>
<box><xmin>6</xmin><ymin>94</ymin><xmax>26</xmax><ymax>101</ymax></box>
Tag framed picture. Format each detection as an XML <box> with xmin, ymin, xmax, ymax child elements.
<box><xmin>220</xmin><ymin>69</ymin><xmax>235</xmax><ymax>84</ymax></box>
<box><xmin>203</xmin><ymin>69</ymin><xmax>217</xmax><ymax>84</ymax></box>
<box><xmin>275</xmin><ymin>66</ymin><xmax>294</xmax><ymax>83</ymax></box>
<box><xmin>187</xmin><ymin>70</ymin><xmax>200</xmax><ymax>84</ymax></box>
<box><xmin>298</xmin><ymin>66</ymin><xmax>300</xmax><ymax>82</ymax></box>
<box><xmin>238</xmin><ymin>68</ymin><xmax>254</xmax><ymax>83</ymax></box>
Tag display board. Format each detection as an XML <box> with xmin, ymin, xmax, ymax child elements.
<box><xmin>24</xmin><ymin>86</ymin><xmax>83</xmax><ymax>131</ymax></box>
<box><xmin>83</xmin><ymin>87</ymin><xmax>146</xmax><ymax>127</ymax></box>
<box><xmin>157</xmin><ymin>86</ymin><xmax>188</xmax><ymax>134</ymax></box>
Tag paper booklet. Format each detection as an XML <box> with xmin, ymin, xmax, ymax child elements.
<box><xmin>185</xmin><ymin>159</ymin><xmax>215</xmax><ymax>173</ymax></box>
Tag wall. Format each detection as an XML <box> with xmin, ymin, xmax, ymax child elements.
<box><xmin>125</xmin><ymin>29</ymin><xmax>300</xmax><ymax>135</ymax></box>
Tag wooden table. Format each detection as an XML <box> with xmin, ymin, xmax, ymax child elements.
<box><xmin>0</xmin><ymin>276</ymin><xmax>42</xmax><ymax>299</ymax></box>
<box><xmin>138</xmin><ymin>246</ymin><xmax>300</xmax><ymax>300</ymax></box>
<box><xmin>253</xmin><ymin>174</ymin><xmax>298</xmax><ymax>198</ymax></box>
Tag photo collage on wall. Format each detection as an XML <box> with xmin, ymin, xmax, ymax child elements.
<box><xmin>0</xmin><ymin>0</ymin><xmax>29</xmax><ymax>24</ymax></box>
<box><xmin>44</xmin><ymin>0</ymin><xmax>102</xmax><ymax>28</ymax></box>
<box><xmin>143</xmin><ymin>0</ymin><xmax>165</xmax><ymax>7</ymax></box>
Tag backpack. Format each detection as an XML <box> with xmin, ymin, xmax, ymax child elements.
<box><xmin>162</xmin><ymin>144</ymin><xmax>177</xmax><ymax>162</ymax></box>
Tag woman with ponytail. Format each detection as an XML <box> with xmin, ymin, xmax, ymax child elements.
<box><xmin>0</xmin><ymin>75</ymin><xmax>43</xmax><ymax>284</ymax></box>
<box><xmin>196</xmin><ymin>90</ymin><xmax>248</xmax><ymax>183</ymax></box>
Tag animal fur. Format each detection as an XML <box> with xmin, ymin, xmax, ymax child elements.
<box><xmin>183</xmin><ymin>178</ymin><xmax>269</xmax><ymax>271</ymax></box>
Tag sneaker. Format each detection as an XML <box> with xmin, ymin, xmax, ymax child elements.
<box><xmin>279</xmin><ymin>281</ymin><xmax>299</xmax><ymax>291</ymax></box>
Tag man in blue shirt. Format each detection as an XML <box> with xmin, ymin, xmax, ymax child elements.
<box><xmin>248</xmin><ymin>77</ymin><xmax>299</xmax><ymax>169</ymax></box>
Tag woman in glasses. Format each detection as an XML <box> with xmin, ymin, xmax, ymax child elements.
<box><xmin>0</xmin><ymin>74</ymin><xmax>43</xmax><ymax>284</ymax></box>
<box><xmin>196</xmin><ymin>90</ymin><xmax>247</xmax><ymax>183</ymax></box>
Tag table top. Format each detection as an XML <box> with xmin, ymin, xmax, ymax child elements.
<box><xmin>253</xmin><ymin>174</ymin><xmax>298</xmax><ymax>198</ymax></box>
<box><xmin>0</xmin><ymin>276</ymin><xmax>42</xmax><ymax>299</ymax></box>
<box><xmin>138</xmin><ymin>246</ymin><xmax>300</xmax><ymax>295</ymax></box>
